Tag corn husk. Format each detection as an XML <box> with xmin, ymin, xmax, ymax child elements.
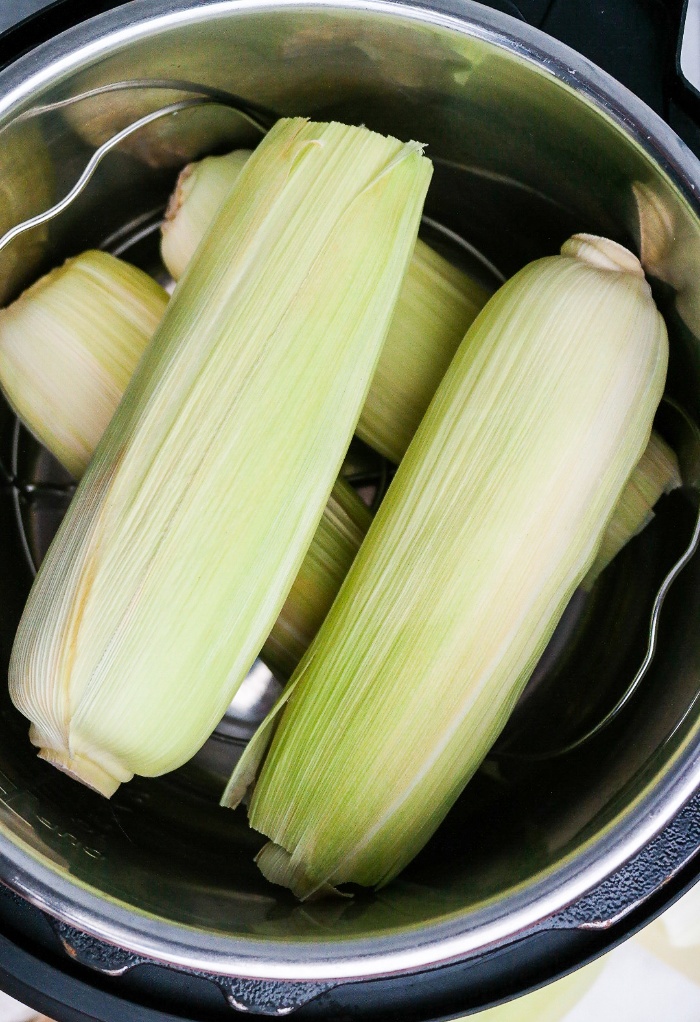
<box><xmin>0</xmin><ymin>244</ymin><xmax>370</xmax><ymax>678</ymax></box>
<box><xmin>0</xmin><ymin>249</ymin><xmax>371</xmax><ymax>691</ymax></box>
<box><xmin>224</xmin><ymin>234</ymin><xmax>668</xmax><ymax>898</ymax></box>
<box><xmin>583</xmin><ymin>429</ymin><xmax>680</xmax><ymax>588</ymax></box>
<box><xmin>9</xmin><ymin>117</ymin><xmax>431</xmax><ymax>798</ymax></box>
<box><xmin>161</xmin><ymin>152</ymin><xmax>674</xmax><ymax>549</ymax></box>
<box><xmin>160</xmin><ymin>151</ymin><xmax>675</xmax><ymax>578</ymax></box>
<box><xmin>0</xmin><ymin>251</ymin><xmax>168</xmax><ymax>478</ymax></box>
<box><xmin>263</xmin><ymin>477</ymin><xmax>372</xmax><ymax>680</ymax></box>
<box><xmin>356</xmin><ymin>238</ymin><xmax>488</xmax><ymax>461</ymax></box>
<box><xmin>160</xmin><ymin>150</ymin><xmax>489</xmax><ymax>463</ymax></box>
<box><xmin>161</xmin><ymin>150</ymin><xmax>252</xmax><ymax>279</ymax></box>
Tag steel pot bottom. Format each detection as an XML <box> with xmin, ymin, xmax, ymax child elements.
<box><xmin>0</xmin><ymin>0</ymin><xmax>699</xmax><ymax>1016</ymax></box>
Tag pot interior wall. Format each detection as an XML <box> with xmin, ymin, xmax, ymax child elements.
<box><xmin>0</xmin><ymin>2</ymin><xmax>699</xmax><ymax>951</ymax></box>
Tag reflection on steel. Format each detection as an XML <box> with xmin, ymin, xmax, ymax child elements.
<box><xmin>12</xmin><ymin>78</ymin><xmax>275</xmax><ymax>133</ymax></box>
<box><xmin>0</xmin><ymin>100</ymin><xmax>211</xmax><ymax>256</ymax></box>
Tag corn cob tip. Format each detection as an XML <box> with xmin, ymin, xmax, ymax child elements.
<box><xmin>239</xmin><ymin>230</ymin><xmax>668</xmax><ymax>896</ymax></box>
<box><xmin>162</xmin><ymin>162</ymin><xmax>195</xmax><ymax>234</ymax></box>
<box><xmin>562</xmin><ymin>234</ymin><xmax>645</xmax><ymax>278</ymax></box>
<box><xmin>632</xmin><ymin>182</ymin><xmax>675</xmax><ymax>249</ymax></box>
<box><xmin>29</xmin><ymin>725</ymin><xmax>133</xmax><ymax>797</ymax></box>
<box><xmin>35</xmin><ymin>747</ymin><xmax>130</xmax><ymax>798</ymax></box>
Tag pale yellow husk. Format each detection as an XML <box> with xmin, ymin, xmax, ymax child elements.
<box><xmin>161</xmin><ymin>149</ymin><xmax>672</xmax><ymax>547</ymax></box>
<box><xmin>356</xmin><ymin>237</ymin><xmax>488</xmax><ymax>461</ymax></box>
<box><xmin>225</xmin><ymin>234</ymin><xmax>668</xmax><ymax>898</ymax></box>
<box><xmin>160</xmin><ymin>150</ymin><xmax>490</xmax><ymax>463</ymax></box>
<box><xmin>0</xmin><ymin>243</ymin><xmax>369</xmax><ymax>680</ymax></box>
<box><xmin>161</xmin><ymin>150</ymin><xmax>253</xmax><ymax>280</ymax></box>
<box><xmin>0</xmin><ymin>251</ymin><xmax>168</xmax><ymax>478</ymax></box>
<box><xmin>262</xmin><ymin>477</ymin><xmax>372</xmax><ymax>680</ymax></box>
<box><xmin>583</xmin><ymin>429</ymin><xmax>680</xmax><ymax>588</ymax></box>
<box><xmin>9</xmin><ymin>117</ymin><xmax>432</xmax><ymax>797</ymax></box>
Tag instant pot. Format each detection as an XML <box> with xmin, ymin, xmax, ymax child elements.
<box><xmin>1</xmin><ymin>0</ymin><xmax>700</xmax><ymax>1019</ymax></box>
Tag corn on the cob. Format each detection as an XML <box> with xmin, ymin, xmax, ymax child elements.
<box><xmin>0</xmin><ymin>229</ymin><xmax>674</xmax><ymax>712</ymax></box>
<box><xmin>357</xmin><ymin>238</ymin><xmax>487</xmax><ymax>461</ymax></box>
<box><xmin>262</xmin><ymin>477</ymin><xmax>372</xmax><ymax>680</ymax></box>
<box><xmin>583</xmin><ymin>429</ymin><xmax>680</xmax><ymax>588</ymax></box>
<box><xmin>224</xmin><ymin>234</ymin><xmax>667</xmax><ymax>898</ymax></box>
<box><xmin>161</xmin><ymin>150</ymin><xmax>253</xmax><ymax>280</ymax></box>
<box><xmin>9</xmin><ymin>117</ymin><xmax>431</xmax><ymax>797</ymax></box>
<box><xmin>0</xmin><ymin>247</ymin><xmax>370</xmax><ymax>679</ymax></box>
<box><xmin>160</xmin><ymin>150</ymin><xmax>675</xmax><ymax>546</ymax></box>
<box><xmin>0</xmin><ymin>251</ymin><xmax>168</xmax><ymax>478</ymax></box>
<box><xmin>161</xmin><ymin>151</ymin><xmax>489</xmax><ymax>463</ymax></box>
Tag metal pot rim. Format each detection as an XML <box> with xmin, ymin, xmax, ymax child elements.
<box><xmin>0</xmin><ymin>0</ymin><xmax>699</xmax><ymax>983</ymax></box>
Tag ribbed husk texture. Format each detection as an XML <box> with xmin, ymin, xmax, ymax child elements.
<box><xmin>160</xmin><ymin>150</ymin><xmax>489</xmax><ymax>464</ymax></box>
<box><xmin>0</xmin><ymin>242</ymin><xmax>370</xmax><ymax>680</ymax></box>
<box><xmin>9</xmin><ymin>117</ymin><xmax>431</xmax><ymax>797</ymax></box>
<box><xmin>262</xmin><ymin>477</ymin><xmax>372</xmax><ymax>680</ymax></box>
<box><xmin>583</xmin><ymin>429</ymin><xmax>680</xmax><ymax>588</ymax></box>
<box><xmin>160</xmin><ymin>149</ymin><xmax>674</xmax><ymax>514</ymax></box>
<box><xmin>356</xmin><ymin>237</ymin><xmax>489</xmax><ymax>462</ymax></box>
<box><xmin>224</xmin><ymin>234</ymin><xmax>668</xmax><ymax>898</ymax></box>
<box><xmin>0</xmin><ymin>251</ymin><xmax>168</xmax><ymax>478</ymax></box>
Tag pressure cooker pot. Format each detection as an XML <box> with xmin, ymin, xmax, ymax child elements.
<box><xmin>0</xmin><ymin>1</ymin><xmax>699</xmax><ymax>1019</ymax></box>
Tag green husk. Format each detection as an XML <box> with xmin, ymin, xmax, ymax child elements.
<box><xmin>224</xmin><ymin>234</ymin><xmax>668</xmax><ymax>898</ymax></box>
<box><xmin>9</xmin><ymin>117</ymin><xmax>431</xmax><ymax>797</ymax></box>
<box><xmin>0</xmin><ymin>244</ymin><xmax>370</xmax><ymax>680</ymax></box>
<box><xmin>356</xmin><ymin>237</ymin><xmax>489</xmax><ymax>461</ymax></box>
<box><xmin>583</xmin><ymin>429</ymin><xmax>680</xmax><ymax>588</ymax></box>
<box><xmin>161</xmin><ymin>150</ymin><xmax>674</xmax><ymax>561</ymax></box>
<box><xmin>262</xmin><ymin>477</ymin><xmax>372</xmax><ymax>680</ymax></box>
<box><xmin>161</xmin><ymin>150</ymin><xmax>490</xmax><ymax>463</ymax></box>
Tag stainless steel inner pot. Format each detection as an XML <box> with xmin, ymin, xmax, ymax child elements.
<box><xmin>1</xmin><ymin>0</ymin><xmax>700</xmax><ymax>1012</ymax></box>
